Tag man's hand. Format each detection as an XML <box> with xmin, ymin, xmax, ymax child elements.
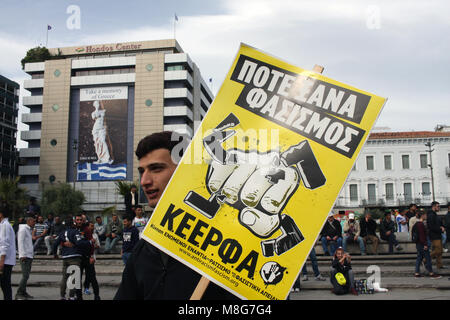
<box><xmin>184</xmin><ymin>113</ymin><xmax>326</xmax><ymax>257</ymax></box>
<box><xmin>354</xmin><ymin>236</ymin><xmax>358</xmax><ymax>242</ymax></box>
<box><xmin>62</xmin><ymin>241</ymin><xmax>73</xmax><ymax>248</ymax></box>
<box><xmin>111</xmin><ymin>233</ymin><xmax>116</xmax><ymax>239</ymax></box>
<box><xmin>333</xmin><ymin>236</ymin><xmax>338</xmax><ymax>241</ymax></box>
<box><xmin>89</xmin><ymin>257</ymin><xmax>95</xmax><ymax>264</ymax></box>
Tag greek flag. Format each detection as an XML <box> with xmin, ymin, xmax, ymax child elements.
<box><xmin>77</xmin><ymin>162</ymin><xmax>127</xmax><ymax>181</ymax></box>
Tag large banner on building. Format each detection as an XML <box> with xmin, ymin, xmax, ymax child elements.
<box><xmin>141</xmin><ymin>44</ymin><xmax>386</xmax><ymax>300</ymax></box>
<box><xmin>77</xmin><ymin>86</ymin><xmax>128</xmax><ymax>181</ymax></box>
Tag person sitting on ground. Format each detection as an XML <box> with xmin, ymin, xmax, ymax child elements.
<box><xmin>32</xmin><ymin>215</ymin><xmax>48</xmax><ymax>253</ymax></box>
<box><xmin>380</xmin><ymin>211</ymin><xmax>403</xmax><ymax>254</ymax></box>
<box><xmin>44</xmin><ymin>216</ymin><xmax>64</xmax><ymax>255</ymax></box>
<box><xmin>320</xmin><ymin>215</ymin><xmax>343</xmax><ymax>256</ymax></box>
<box><xmin>342</xmin><ymin>213</ymin><xmax>366</xmax><ymax>255</ymax></box>
<box><xmin>94</xmin><ymin>216</ymin><xmax>106</xmax><ymax>243</ymax></box>
<box><xmin>412</xmin><ymin>210</ymin><xmax>441</xmax><ymax>279</ymax></box>
<box><xmin>330</xmin><ymin>247</ymin><xmax>357</xmax><ymax>295</ymax></box>
<box><xmin>104</xmin><ymin>213</ymin><xmax>123</xmax><ymax>254</ymax></box>
<box><xmin>359</xmin><ymin>212</ymin><xmax>379</xmax><ymax>255</ymax></box>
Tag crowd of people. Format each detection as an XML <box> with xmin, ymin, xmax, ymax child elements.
<box><xmin>0</xmin><ymin>202</ymin><xmax>148</xmax><ymax>300</ymax></box>
<box><xmin>296</xmin><ymin>201</ymin><xmax>450</xmax><ymax>296</ymax></box>
<box><xmin>2</xmin><ymin>129</ymin><xmax>450</xmax><ymax>301</ymax></box>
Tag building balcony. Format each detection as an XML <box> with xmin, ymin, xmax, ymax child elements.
<box><xmin>21</xmin><ymin>113</ymin><xmax>42</xmax><ymax>124</ymax></box>
<box><xmin>165</xmin><ymin>53</ymin><xmax>193</xmax><ymax>71</ymax></box>
<box><xmin>163</xmin><ymin>106</ymin><xmax>193</xmax><ymax>121</ymax></box>
<box><xmin>164</xmin><ymin>88</ymin><xmax>193</xmax><ymax>105</ymax></box>
<box><xmin>163</xmin><ymin>124</ymin><xmax>193</xmax><ymax>137</ymax></box>
<box><xmin>19</xmin><ymin>148</ymin><xmax>40</xmax><ymax>158</ymax></box>
<box><xmin>24</xmin><ymin>62</ymin><xmax>45</xmax><ymax>73</ymax></box>
<box><xmin>72</xmin><ymin>56</ymin><xmax>136</xmax><ymax>69</ymax></box>
<box><xmin>23</xmin><ymin>79</ymin><xmax>44</xmax><ymax>89</ymax></box>
<box><xmin>164</xmin><ymin>70</ymin><xmax>193</xmax><ymax>87</ymax></box>
<box><xmin>21</xmin><ymin>130</ymin><xmax>41</xmax><ymax>141</ymax></box>
<box><xmin>71</xmin><ymin>73</ymin><xmax>135</xmax><ymax>86</ymax></box>
<box><xmin>22</xmin><ymin>95</ymin><xmax>43</xmax><ymax>106</ymax></box>
<box><xmin>18</xmin><ymin>165</ymin><xmax>39</xmax><ymax>176</ymax></box>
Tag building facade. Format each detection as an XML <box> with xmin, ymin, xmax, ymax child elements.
<box><xmin>19</xmin><ymin>39</ymin><xmax>214</xmax><ymax>211</ymax></box>
<box><xmin>335</xmin><ymin>129</ymin><xmax>450</xmax><ymax>211</ymax></box>
<box><xmin>0</xmin><ymin>75</ymin><xmax>19</xmax><ymax>178</ymax></box>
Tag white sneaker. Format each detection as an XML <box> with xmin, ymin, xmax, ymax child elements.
<box><xmin>443</xmin><ymin>248</ymin><xmax>448</xmax><ymax>253</ymax></box>
<box><xmin>302</xmin><ymin>275</ymin><xmax>308</xmax><ymax>281</ymax></box>
<box><xmin>315</xmin><ymin>274</ymin><xmax>326</xmax><ymax>281</ymax></box>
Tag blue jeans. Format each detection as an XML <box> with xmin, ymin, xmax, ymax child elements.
<box><xmin>321</xmin><ymin>236</ymin><xmax>342</xmax><ymax>255</ymax></box>
<box><xmin>122</xmin><ymin>252</ymin><xmax>132</xmax><ymax>265</ymax></box>
<box><xmin>382</xmin><ymin>233</ymin><xmax>398</xmax><ymax>253</ymax></box>
<box><xmin>104</xmin><ymin>236</ymin><xmax>120</xmax><ymax>253</ymax></box>
<box><xmin>415</xmin><ymin>243</ymin><xmax>433</xmax><ymax>274</ymax></box>
<box><xmin>301</xmin><ymin>248</ymin><xmax>320</xmax><ymax>277</ymax></box>
<box><xmin>343</xmin><ymin>235</ymin><xmax>365</xmax><ymax>254</ymax></box>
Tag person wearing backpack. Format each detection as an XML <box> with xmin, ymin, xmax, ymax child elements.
<box><xmin>413</xmin><ymin>211</ymin><xmax>441</xmax><ymax>279</ymax></box>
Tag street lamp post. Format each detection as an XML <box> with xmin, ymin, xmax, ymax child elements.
<box><xmin>424</xmin><ymin>141</ymin><xmax>435</xmax><ymax>202</ymax></box>
<box><xmin>72</xmin><ymin>139</ymin><xmax>78</xmax><ymax>190</ymax></box>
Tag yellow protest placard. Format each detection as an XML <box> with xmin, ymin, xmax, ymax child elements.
<box><xmin>141</xmin><ymin>43</ymin><xmax>386</xmax><ymax>300</ymax></box>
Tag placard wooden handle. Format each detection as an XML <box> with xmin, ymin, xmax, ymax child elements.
<box><xmin>190</xmin><ymin>276</ymin><xmax>210</xmax><ymax>300</ymax></box>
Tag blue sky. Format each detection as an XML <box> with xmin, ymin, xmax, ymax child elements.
<box><xmin>1</xmin><ymin>0</ymin><xmax>449</xmax><ymax>148</ymax></box>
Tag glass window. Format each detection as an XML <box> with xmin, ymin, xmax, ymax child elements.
<box><xmin>349</xmin><ymin>184</ymin><xmax>358</xmax><ymax>202</ymax></box>
<box><xmin>368</xmin><ymin>184</ymin><xmax>376</xmax><ymax>203</ymax></box>
<box><xmin>385</xmin><ymin>183</ymin><xmax>394</xmax><ymax>200</ymax></box>
<box><xmin>422</xmin><ymin>182</ymin><xmax>431</xmax><ymax>195</ymax></box>
<box><xmin>420</xmin><ymin>154</ymin><xmax>428</xmax><ymax>169</ymax></box>
<box><xmin>404</xmin><ymin>183</ymin><xmax>412</xmax><ymax>201</ymax></box>
<box><xmin>402</xmin><ymin>155</ymin><xmax>410</xmax><ymax>169</ymax></box>
<box><xmin>366</xmin><ymin>156</ymin><xmax>374</xmax><ymax>170</ymax></box>
<box><xmin>384</xmin><ymin>155</ymin><xmax>392</xmax><ymax>170</ymax></box>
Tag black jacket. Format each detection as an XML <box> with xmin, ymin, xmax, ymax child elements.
<box><xmin>320</xmin><ymin>219</ymin><xmax>342</xmax><ymax>238</ymax></box>
<box><xmin>359</xmin><ymin>218</ymin><xmax>377</xmax><ymax>237</ymax></box>
<box><xmin>444</xmin><ymin>212</ymin><xmax>450</xmax><ymax>235</ymax></box>
<box><xmin>114</xmin><ymin>239</ymin><xmax>238</xmax><ymax>300</ymax></box>
<box><xmin>379</xmin><ymin>219</ymin><xmax>396</xmax><ymax>240</ymax></box>
<box><xmin>427</xmin><ymin>210</ymin><xmax>442</xmax><ymax>240</ymax></box>
<box><xmin>124</xmin><ymin>191</ymin><xmax>139</xmax><ymax>215</ymax></box>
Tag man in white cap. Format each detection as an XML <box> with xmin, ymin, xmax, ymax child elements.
<box><xmin>342</xmin><ymin>213</ymin><xmax>366</xmax><ymax>255</ymax></box>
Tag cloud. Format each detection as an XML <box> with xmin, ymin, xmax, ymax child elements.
<box><xmin>2</xmin><ymin>0</ymin><xmax>449</xmax><ymax>140</ymax></box>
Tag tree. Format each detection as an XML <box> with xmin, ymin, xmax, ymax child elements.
<box><xmin>0</xmin><ymin>177</ymin><xmax>29</xmax><ymax>221</ymax></box>
<box><xmin>114</xmin><ymin>180</ymin><xmax>138</xmax><ymax>197</ymax></box>
<box><xmin>20</xmin><ymin>46</ymin><xmax>63</xmax><ymax>69</ymax></box>
<box><xmin>41</xmin><ymin>183</ymin><xmax>85</xmax><ymax>218</ymax></box>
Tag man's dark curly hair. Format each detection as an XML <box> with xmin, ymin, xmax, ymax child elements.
<box><xmin>135</xmin><ymin>131</ymin><xmax>181</xmax><ymax>160</ymax></box>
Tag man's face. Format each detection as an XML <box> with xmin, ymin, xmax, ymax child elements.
<box><xmin>96</xmin><ymin>217</ymin><xmax>102</xmax><ymax>224</ymax></box>
<box><xmin>366</xmin><ymin>214</ymin><xmax>371</xmax><ymax>221</ymax></box>
<box><xmin>38</xmin><ymin>216</ymin><xmax>44</xmax><ymax>223</ymax></box>
<box><xmin>138</xmin><ymin>148</ymin><xmax>177</xmax><ymax>208</ymax></box>
<box><xmin>433</xmin><ymin>203</ymin><xmax>440</xmax><ymax>212</ymax></box>
<box><xmin>123</xmin><ymin>219</ymin><xmax>132</xmax><ymax>228</ymax></box>
<box><xmin>131</xmin><ymin>186</ymin><xmax>137</xmax><ymax>193</ymax></box>
<box><xmin>135</xmin><ymin>207</ymin><xmax>143</xmax><ymax>217</ymax></box>
<box><xmin>75</xmin><ymin>216</ymin><xmax>83</xmax><ymax>228</ymax></box>
<box><xmin>112</xmin><ymin>215</ymin><xmax>118</xmax><ymax>222</ymax></box>
<box><xmin>55</xmin><ymin>217</ymin><xmax>61</xmax><ymax>224</ymax></box>
<box><xmin>411</xmin><ymin>205</ymin><xmax>417</xmax><ymax>212</ymax></box>
<box><xmin>27</xmin><ymin>218</ymin><xmax>36</xmax><ymax>228</ymax></box>
<box><xmin>386</xmin><ymin>214</ymin><xmax>392</xmax><ymax>221</ymax></box>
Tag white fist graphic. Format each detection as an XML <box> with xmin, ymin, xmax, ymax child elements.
<box><xmin>184</xmin><ymin>113</ymin><xmax>326</xmax><ymax>256</ymax></box>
